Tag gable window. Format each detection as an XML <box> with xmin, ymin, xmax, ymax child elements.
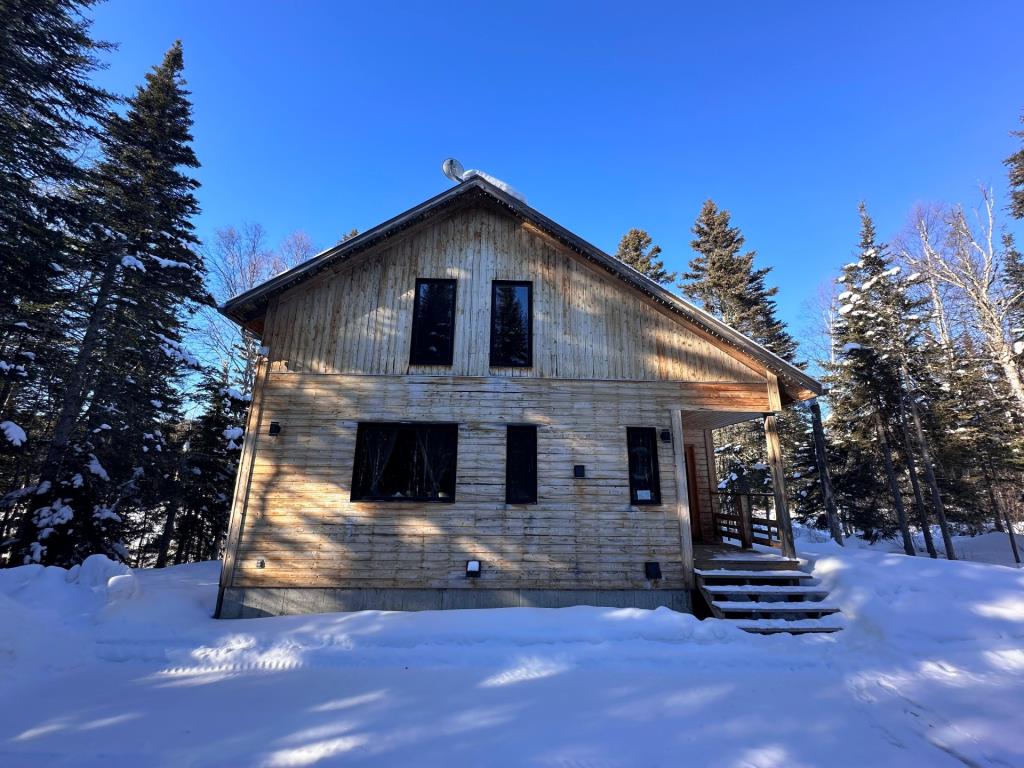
<box><xmin>505</xmin><ymin>425</ymin><xmax>538</xmax><ymax>504</ymax></box>
<box><xmin>490</xmin><ymin>281</ymin><xmax>532</xmax><ymax>367</ymax></box>
<box><xmin>626</xmin><ymin>427</ymin><xmax>661</xmax><ymax>505</ymax></box>
<box><xmin>409</xmin><ymin>279</ymin><xmax>456</xmax><ymax>365</ymax></box>
<box><xmin>351</xmin><ymin>422</ymin><xmax>458</xmax><ymax>502</ymax></box>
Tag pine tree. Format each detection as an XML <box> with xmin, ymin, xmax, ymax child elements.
<box><xmin>684</xmin><ymin>199</ymin><xmax>804</xmax><ymax>530</ymax></box>
<box><xmin>1007</xmin><ymin>112</ymin><xmax>1024</xmax><ymax>220</ymax></box>
<box><xmin>614</xmin><ymin>229</ymin><xmax>676</xmax><ymax>285</ymax></box>
<box><xmin>0</xmin><ymin>0</ymin><xmax>113</xmax><ymax>463</ymax></box>
<box><xmin>154</xmin><ymin>369</ymin><xmax>248</xmax><ymax>566</ymax></box>
<box><xmin>14</xmin><ymin>42</ymin><xmax>208</xmax><ymax>566</ymax></box>
<box><xmin>682</xmin><ymin>200</ymin><xmax>798</xmax><ymax>361</ymax></box>
<box><xmin>824</xmin><ymin>204</ymin><xmax>959</xmax><ymax>555</ymax></box>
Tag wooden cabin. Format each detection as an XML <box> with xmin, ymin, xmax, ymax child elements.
<box><xmin>215</xmin><ymin>175</ymin><xmax>824</xmax><ymax>621</ymax></box>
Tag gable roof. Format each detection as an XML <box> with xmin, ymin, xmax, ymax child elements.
<box><xmin>220</xmin><ymin>175</ymin><xmax>822</xmax><ymax>401</ymax></box>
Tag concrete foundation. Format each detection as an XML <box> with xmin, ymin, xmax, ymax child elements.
<box><xmin>216</xmin><ymin>586</ymin><xmax>692</xmax><ymax>618</ymax></box>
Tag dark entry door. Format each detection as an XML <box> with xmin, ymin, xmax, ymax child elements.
<box><xmin>685</xmin><ymin>445</ymin><xmax>704</xmax><ymax>543</ymax></box>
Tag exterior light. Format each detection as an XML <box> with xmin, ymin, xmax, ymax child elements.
<box><xmin>573</xmin><ymin>465</ymin><xmax>586</xmax><ymax>478</ymax></box>
<box><xmin>466</xmin><ymin>560</ymin><xmax>481</xmax><ymax>578</ymax></box>
<box><xmin>660</xmin><ymin>429</ymin><xmax>672</xmax><ymax>443</ymax></box>
<box><xmin>256</xmin><ymin>559</ymin><xmax>266</xmax><ymax>569</ymax></box>
<box><xmin>644</xmin><ymin>561</ymin><xmax>662</xmax><ymax>580</ymax></box>
<box><xmin>268</xmin><ymin>421</ymin><xmax>281</xmax><ymax>436</ymax></box>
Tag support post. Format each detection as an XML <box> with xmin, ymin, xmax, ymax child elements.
<box><xmin>670</xmin><ymin>409</ymin><xmax>695</xmax><ymax>589</ymax></box>
<box><xmin>764</xmin><ymin>374</ymin><xmax>795</xmax><ymax>559</ymax></box>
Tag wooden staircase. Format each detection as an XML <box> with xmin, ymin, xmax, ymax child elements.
<box><xmin>694</xmin><ymin>546</ymin><xmax>842</xmax><ymax>635</ymax></box>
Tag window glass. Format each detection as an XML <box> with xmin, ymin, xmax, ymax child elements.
<box><xmin>506</xmin><ymin>425</ymin><xmax>538</xmax><ymax>504</ymax></box>
<box><xmin>410</xmin><ymin>279</ymin><xmax>456</xmax><ymax>365</ymax></box>
<box><xmin>627</xmin><ymin>427</ymin><xmax>661</xmax><ymax>505</ymax></box>
<box><xmin>490</xmin><ymin>281</ymin><xmax>532</xmax><ymax>367</ymax></box>
<box><xmin>352</xmin><ymin>423</ymin><xmax>458</xmax><ymax>501</ymax></box>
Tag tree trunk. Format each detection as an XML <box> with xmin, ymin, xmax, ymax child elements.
<box><xmin>38</xmin><ymin>258</ymin><xmax>118</xmax><ymax>484</ymax></box>
<box><xmin>907</xmin><ymin>397</ymin><xmax>956</xmax><ymax>560</ymax></box>
<box><xmin>897</xmin><ymin>397</ymin><xmax>937</xmax><ymax>558</ymax></box>
<box><xmin>997</xmin><ymin>353</ymin><xmax>1024</xmax><ymax>414</ymax></box>
<box><xmin>809</xmin><ymin>399</ymin><xmax>843</xmax><ymax>545</ymax></box>
<box><xmin>983</xmin><ymin>460</ymin><xmax>1020</xmax><ymax>565</ymax></box>
<box><xmin>873</xmin><ymin>413</ymin><xmax>915</xmax><ymax>556</ymax></box>
<box><xmin>154</xmin><ymin>501</ymin><xmax>179</xmax><ymax>568</ymax></box>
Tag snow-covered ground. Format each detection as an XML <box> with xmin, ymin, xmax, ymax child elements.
<box><xmin>2</xmin><ymin>537</ymin><xmax>1024</xmax><ymax>767</ymax></box>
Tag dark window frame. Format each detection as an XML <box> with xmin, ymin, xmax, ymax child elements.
<box><xmin>409</xmin><ymin>278</ymin><xmax>457</xmax><ymax>366</ymax></box>
<box><xmin>489</xmin><ymin>280</ymin><xmax>533</xmax><ymax>368</ymax></box>
<box><xmin>626</xmin><ymin>427</ymin><xmax>662</xmax><ymax>505</ymax></box>
<box><xmin>505</xmin><ymin>424</ymin><xmax>538</xmax><ymax>504</ymax></box>
<box><xmin>350</xmin><ymin>421</ymin><xmax>459</xmax><ymax>503</ymax></box>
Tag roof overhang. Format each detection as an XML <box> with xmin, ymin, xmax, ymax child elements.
<box><xmin>219</xmin><ymin>176</ymin><xmax>823</xmax><ymax>402</ymax></box>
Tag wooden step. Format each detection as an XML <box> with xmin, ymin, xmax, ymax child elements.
<box><xmin>701</xmin><ymin>584</ymin><xmax>830</xmax><ymax>599</ymax></box>
<box><xmin>695</xmin><ymin>569</ymin><xmax>812</xmax><ymax>580</ymax></box>
<box><xmin>736</xmin><ymin>619</ymin><xmax>844</xmax><ymax>635</ymax></box>
<box><xmin>694</xmin><ymin>558</ymin><xmax>804</xmax><ymax>572</ymax></box>
<box><xmin>712</xmin><ymin>600</ymin><xmax>840</xmax><ymax>616</ymax></box>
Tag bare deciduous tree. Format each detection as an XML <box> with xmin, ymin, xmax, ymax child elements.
<box><xmin>898</xmin><ymin>191</ymin><xmax>1024</xmax><ymax>411</ymax></box>
<box><xmin>195</xmin><ymin>224</ymin><xmax>317</xmax><ymax>397</ymax></box>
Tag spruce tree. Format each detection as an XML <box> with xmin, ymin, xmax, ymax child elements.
<box><xmin>1007</xmin><ymin>112</ymin><xmax>1024</xmax><ymax>220</ymax></box>
<box><xmin>614</xmin><ymin>229</ymin><xmax>676</xmax><ymax>285</ymax></box>
<box><xmin>15</xmin><ymin>42</ymin><xmax>208</xmax><ymax>566</ymax></box>
<box><xmin>825</xmin><ymin>205</ymin><xmax>959</xmax><ymax>555</ymax></box>
<box><xmin>0</xmin><ymin>0</ymin><xmax>113</xmax><ymax>461</ymax></box>
<box><xmin>682</xmin><ymin>200</ymin><xmax>798</xmax><ymax>361</ymax></box>
<box><xmin>684</xmin><ymin>200</ymin><xmax>803</xmax><ymax>530</ymax></box>
<box><xmin>154</xmin><ymin>369</ymin><xmax>248</xmax><ymax>566</ymax></box>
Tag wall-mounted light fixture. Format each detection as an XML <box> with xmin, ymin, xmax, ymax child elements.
<box><xmin>573</xmin><ymin>465</ymin><xmax>586</xmax><ymax>478</ymax></box>
<box><xmin>256</xmin><ymin>559</ymin><xmax>266</xmax><ymax>569</ymax></box>
<box><xmin>660</xmin><ymin>429</ymin><xmax>672</xmax><ymax>444</ymax></box>
<box><xmin>644</xmin><ymin>561</ymin><xmax>662</xmax><ymax>580</ymax></box>
<box><xmin>268</xmin><ymin>421</ymin><xmax>281</xmax><ymax>436</ymax></box>
<box><xmin>466</xmin><ymin>560</ymin><xmax>481</xmax><ymax>578</ymax></box>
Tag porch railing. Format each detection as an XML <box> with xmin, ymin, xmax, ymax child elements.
<box><xmin>710</xmin><ymin>491</ymin><xmax>782</xmax><ymax>549</ymax></box>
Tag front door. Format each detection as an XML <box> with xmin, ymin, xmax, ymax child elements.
<box><xmin>685</xmin><ymin>445</ymin><xmax>704</xmax><ymax>543</ymax></box>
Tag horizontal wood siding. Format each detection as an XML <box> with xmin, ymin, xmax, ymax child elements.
<box><xmin>263</xmin><ymin>206</ymin><xmax>765</xmax><ymax>383</ymax></box>
<box><xmin>229</xmin><ymin>374</ymin><xmax>770</xmax><ymax>591</ymax></box>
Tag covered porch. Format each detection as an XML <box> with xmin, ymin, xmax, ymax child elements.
<box><xmin>673</xmin><ymin>395</ymin><xmax>797</xmax><ymax>589</ymax></box>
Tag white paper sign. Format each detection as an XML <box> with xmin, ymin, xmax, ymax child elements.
<box><xmin>636</xmin><ymin>490</ymin><xmax>652</xmax><ymax>501</ymax></box>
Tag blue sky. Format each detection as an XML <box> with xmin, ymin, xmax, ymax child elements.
<box><xmin>89</xmin><ymin>1</ymin><xmax>1024</xmax><ymax>343</ymax></box>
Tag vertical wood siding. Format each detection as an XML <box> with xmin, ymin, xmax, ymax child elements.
<box><xmin>263</xmin><ymin>206</ymin><xmax>765</xmax><ymax>383</ymax></box>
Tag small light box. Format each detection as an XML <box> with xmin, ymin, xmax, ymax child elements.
<box><xmin>268</xmin><ymin>421</ymin><xmax>281</xmax><ymax>436</ymax></box>
<box><xmin>660</xmin><ymin>429</ymin><xmax>672</xmax><ymax>443</ymax></box>
<box><xmin>573</xmin><ymin>465</ymin><xmax>586</xmax><ymax>479</ymax></box>
<box><xmin>466</xmin><ymin>560</ymin><xmax>481</xmax><ymax>578</ymax></box>
<box><xmin>644</xmin><ymin>561</ymin><xmax>662</xmax><ymax>580</ymax></box>
<box><xmin>256</xmin><ymin>559</ymin><xmax>266</xmax><ymax>569</ymax></box>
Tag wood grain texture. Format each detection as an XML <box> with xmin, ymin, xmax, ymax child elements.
<box><xmin>218</xmin><ymin>203</ymin><xmax>786</xmax><ymax>599</ymax></box>
<box><xmin>227</xmin><ymin>373</ymin><xmax>771</xmax><ymax>592</ymax></box>
<box><xmin>262</xmin><ymin>206</ymin><xmax>766</xmax><ymax>384</ymax></box>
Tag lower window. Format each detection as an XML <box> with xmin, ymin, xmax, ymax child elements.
<box><xmin>626</xmin><ymin>427</ymin><xmax>661</xmax><ymax>505</ymax></box>
<box><xmin>505</xmin><ymin>425</ymin><xmax>538</xmax><ymax>504</ymax></box>
<box><xmin>351</xmin><ymin>422</ymin><xmax>458</xmax><ymax>501</ymax></box>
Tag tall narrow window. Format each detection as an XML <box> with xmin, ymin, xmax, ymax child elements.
<box><xmin>627</xmin><ymin>427</ymin><xmax>661</xmax><ymax>505</ymax></box>
<box><xmin>409</xmin><ymin>279</ymin><xmax>456</xmax><ymax>365</ymax></box>
<box><xmin>351</xmin><ymin>423</ymin><xmax>458</xmax><ymax>501</ymax></box>
<box><xmin>505</xmin><ymin>425</ymin><xmax>538</xmax><ymax>504</ymax></box>
<box><xmin>490</xmin><ymin>281</ymin><xmax>532</xmax><ymax>367</ymax></box>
